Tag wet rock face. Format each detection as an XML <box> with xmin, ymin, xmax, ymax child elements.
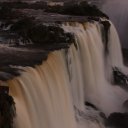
<box><xmin>0</xmin><ymin>1</ymin><xmax>108</xmax><ymax>18</ymax></box>
<box><xmin>0</xmin><ymin>0</ymin><xmax>108</xmax><ymax>49</ymax></box>
<box><xmin>0</xmin><ymin>86</ymin><xmax>16</xmax><ymax>128</ymax></box>
<box><xmin>10</xmin><ymin>18</ymin><xmax>74</xmax><ymax>47</ymax></box>
<box><xmin>45</xmin><ymin>1</ymin><xmax>108</xmax><ymax>18</ymax></box>
<box><xmin>0</xmin><ymin>67</ymin><xmax>21</xmax><ymax>81</ymax></box>
<box><xmin>106</xmin><ymin>112</ymin><xmax>128</xmax><ymax>128</ymax></box>
<box><xmin>100</xmin><ymin>21</ymin><xmax>111</xmax><ymax>54</ymax></box>
<box><xmin>113</xmin><ymin>67</ymin><xmax>128</xmax><ymax>87</ymax></box>
<box><xmin>0</xmin><ymin>1</ymin><xmax>109</xmax><ymax>81</ymax></box>
<box><xmin>85</xmin><ymin>101</ymin><xmax>98</xmax><ymax>110</ymax></box>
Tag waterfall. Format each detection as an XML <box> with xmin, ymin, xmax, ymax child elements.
<box><xmin>7</xmin><ymin>20</ymin><xmax>128</xmax><ymax>128</ymax></box>
<box><xmin>63</xmin><ymin>22</ymin><xmax>128</xmax><ymax>115</ymax></box>
<box><xmin>102</xmin><ymin>0</ymin><xmax>128</xmax><ymax>48</ymax></box>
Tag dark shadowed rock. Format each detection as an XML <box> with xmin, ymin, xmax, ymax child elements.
<box><xmin>45</xmin><ymin>1</ymin><xmax>108</xmax><ymax>18</ymax></box>
<box><xmin>100</xmin><ymin>20</ymin><xmax>111</xmax><ymax>54</ymax></box>
<box><xmin>0</xmin><ymin>86</ymin><xmax>16</xmax><ymax>128</ymax></box>
<box><xmin>106</xmin><ymin>112</ymin><xmax>128</xmax><ymax>128</ymax></box>
<box><xmin>0</xmin><ymin>1</ymin><xmax>109</xmax><ymax>81</ymax></box>
<box><xmin>0</xmin><ymin>66</ymin><xmax>23</xmax><ymax>81</ymax></box>
<box><xmin>122</xmin><ymin>48</ymin><xmax>128</xmax><ymax>66</ymax></box>
<box><xmin>85</xmin><ymin>101</ymin><xmax>98</xmax><ymax>110</ymax></box>
<box><xmin>113</xmin><ymin>67</ymin><xmax>128</xmax><ymax>87</ymax></box>
<box><xmin>85</xmin><ymin>101</ymin><xmax>107</xmax><ymax>120</ymax></box>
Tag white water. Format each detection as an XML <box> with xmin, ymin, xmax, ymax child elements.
<box><xmin>63</xmin><ymin>22</ymin><xmax>128</xmax><ymax>115</ymax></box>
<box><xmin>8</xmin><ymin>21</ymin><xmax>128</xmax><ymax>128</ymax></box>
<box><xmin>9</xmin><ymin>52</ymin><xmax>77</xmax><ymax>128</ymax></box>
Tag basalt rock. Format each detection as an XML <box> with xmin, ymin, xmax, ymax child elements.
<box><xmin>85</xmin><ymin>101</ymin><xmax>98</xmax><ymax>110</ymax></box>
<box><xmin>100</xmin><ymin>21</ymin><xmax>111</xmax><ymax>54</ymax></box>
<box><xmin>113</xmin><ymin>67</ymin><xmax>128</xmax><ymax>87</ymax></box>
<box><xmin>122</xmin><ymin>48</ymin><xmax>128</xmax><ymax>66</ymax></box>
<box><xmin>10</xmin><ymin>17</ymin><xmax>74</xmax><ymax>48</ymax></box>
<box><xmin>106</xmin><ymin>112</ymin><xmax>128</xmax><ymax>128</ymax></box>
<box><xmin>0</xmin><ymin>6</ymin><xmax>23</xmax><ymax>20</ymax></box>
<box><xmin>0</xmin><ymin>1</ymin><xmax>108</xmax><ymax>48</ymax></box>
<box><xmin>0</xmin><ymin>1</ymin><xmax>47</xmax><ymax>10</ymax></box>
<box><xmin>0</xmin><ymin>1</ymin><xmax>108</xmax><ymax>19</ymax></box>
<box><xmin>45</xmin><ymin>1</ymin><xmax>108</xmax><ymax>18</ymax></box>
<box><xmin>28</xmin><ymin>25</ymin><xmax>74</xmax><ymax>47</ymax></box>
<box><xmin>0</xmin><ymin>86</ymin><xmax>16</xmax><ymax>128</ymax></box>
<box><xmin>0</xmin><ymin>1</ymin><xmax>108</xmax><ymax>80</ymax></box>
<box><xmin>85</xmin><ymin>101</ymin><xmax>107</xmax><ymax>120</ymax></box>
<box><xmin>0</xmin><ymin>66</ymin><xmax>21</xmax><ymax>80</ymax></box>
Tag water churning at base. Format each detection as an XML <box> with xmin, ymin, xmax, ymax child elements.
<box><xmin>8</xmin><ymin>21</ymin><xmax>128</xmax><ymax>128</ymax></box>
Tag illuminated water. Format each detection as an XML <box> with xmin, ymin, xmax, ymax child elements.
<box><xmin>8</xmin><ymin>21</ymin><xmax>128</xmax><ymax>128</ymax></box>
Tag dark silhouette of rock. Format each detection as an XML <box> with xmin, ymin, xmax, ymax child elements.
<box><xmin>113</xmin><ymin>67</ymin><xmax>128</xmax><ymax>86</ymax></box>
<box><xmin>85</xmin><ymin>101</ymin><xmax>107</xmax><ymax>120</ymax></box>
<box><xmin>85</xmin><ymin>101</ymin><xmax>98</xmax><ymax>110</ymax></box>
<box><xmin>106</xmin><ymin>112</ymin><xmax>128</xmax><ymax>128</ymax></box>
<box><xmin>100</xmin><ymin>21</ymin><xmax>111</xmax><ymax>54</ymax></box>
<box><xmin>0</xmin><ymin>86</ymin><xmax>16</xmax><ymax>128</ymax></box>
<box><xmin>45</xmin><ymin>1</ymin><xmax>108</xmax><ymax>18</ymax></box>
<box><xmin>0</xmin><ymin>1</ymin><xmax>109</xmax><ymax>81</ymax></box>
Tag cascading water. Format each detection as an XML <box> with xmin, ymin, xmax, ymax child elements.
<box><xmin>63</xmin><ymin>21</ymin><xmax>128</xmax><ymax>115</ymax></box>
<box><xmin>102</xmin><ymin>0</ymin><xmax>128</xmax><ymax>48</ymax></box>
<box><xmin>7</xmin><ymin>20</ymin><xmax>128</xmax><ymax>128</ymax></box>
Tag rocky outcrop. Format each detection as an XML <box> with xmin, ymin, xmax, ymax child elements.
<box><xmin>113</xmin><ymin>67</ymin><xmax>128</xmax><ymax>87</ymax></box>
<box><xmin>0</xmin><ymin>1</ymin><xmax>110</xmax><ymax>81</ymax></box>
<box><xmin>106</xmin><ymin>112</ymin><xmax>128</xmax><ymax>128</ymax></box>
<box><xmin>0</xmin><ymin>86</ymin><xmax>16</xmax><ymax>128</ymax></box>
